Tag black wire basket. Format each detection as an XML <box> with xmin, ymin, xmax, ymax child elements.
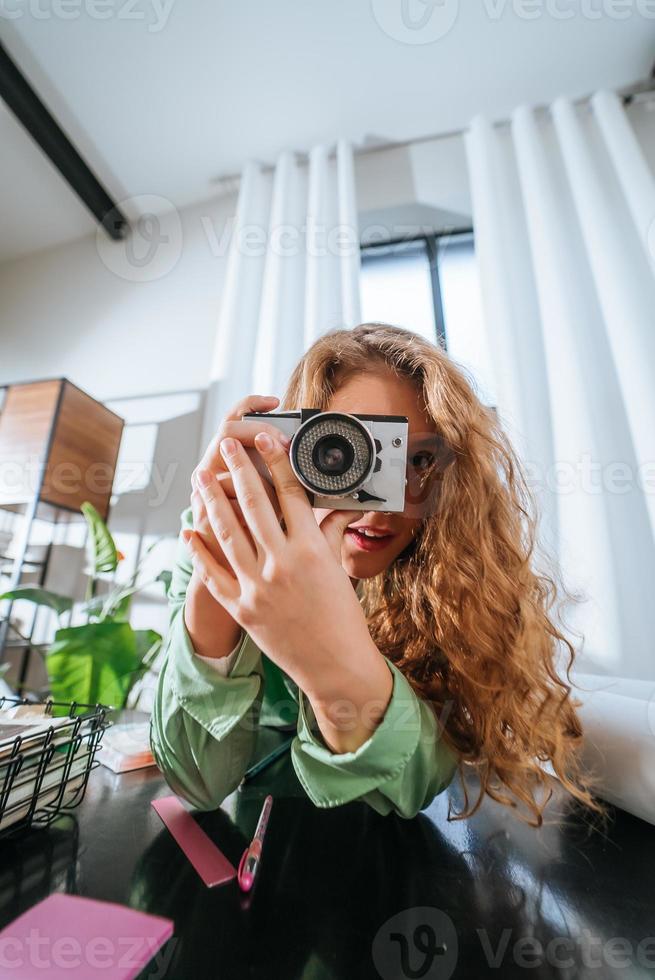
<box><xmin>0</xmin><ymin>696</ymin><xmax>109</xmax><ymax>839</ymax></box>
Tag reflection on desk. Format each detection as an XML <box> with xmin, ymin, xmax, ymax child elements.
<box><xmin>0</xmin><ymin>721</ymin><xmax>653</xmax><ymax>979</ymax></box>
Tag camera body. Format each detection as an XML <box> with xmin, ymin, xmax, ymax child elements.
<box><xmin>242</xmin><ymin>409</ymin><xmax>409</xmax><ymax>512</ymax></box>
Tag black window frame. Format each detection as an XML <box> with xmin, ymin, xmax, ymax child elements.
<box><xmin>360</xmin><ymin>228</ymin><xmax>474</xmax><ymax>349</ymax></box>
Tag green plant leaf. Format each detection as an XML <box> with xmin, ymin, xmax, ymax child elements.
<box><xmin>130</xmin><ymin>540</ymin><xmax>160</xmax><ymax>585</ymax></box>
<box><xmin>77</xmin><ymin>594</ymin><xmax>106</xmax><ymax>620</ymax></box>
<box><xmin>0</xmin><ymin>587</ymin><xmax>73</xmax><ymax>617</ymax></box>
<box><xmin>81</xmin><ymin>501</ymin><xmax>119</xmax><ymax>575</ymax></box>
<box><xmin>88</xmin><ymin>567</ymin><xmax>172</xmax><ymax>624</ymax></box>
<box><xmin>122</xmin><ymin>629</ymin><xmax>163</xmax><ymax>704</ymax></box>
<box><xmin>156</xmin><ymin>569</ymin><xmax>172</xmax><ymax>594</ymax></box>
<box><xmin>46</xmin><ymin>622</ymin><xmax>156</xmax><ymax>714</ymax></box>
<box><xmin>80</xmin><ymin>584</ymin><xmax>132</xmax><ymax>622</ymax></box>
<box><xmin>133</xmin><ymin>629</ymin><xmax>162</xmax><ymax>667</ymax></box>
<box><xmin>111</xmin><ymin>592</ymin><xmax>133</xmax><ymax>623</ymax></box>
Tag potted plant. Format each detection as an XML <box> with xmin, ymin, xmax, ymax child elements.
<box><xmin>0</xmin><ymin>502</ymin><xmax>171</xmax><ymax>715</ymax></box>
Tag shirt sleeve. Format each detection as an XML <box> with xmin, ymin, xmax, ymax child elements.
<box><xmin>194</xmin><ymin>637</ymin><xmax>242</xmax><ymax>676</ymax></box>
<box><xmin>291</xmin><ymin>658</ymin><xmax>459</xmax><ymax>819</ymax></box>
<box><xmin>149</xmin><ymin>506</ymin><xmax>264</xmax><ymax>810</ymax></box>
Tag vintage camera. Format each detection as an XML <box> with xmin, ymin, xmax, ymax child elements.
<box><xmin>242</xmin><ymin>409</ymin><xmax>408</xmax><ymax>512</ymax></box>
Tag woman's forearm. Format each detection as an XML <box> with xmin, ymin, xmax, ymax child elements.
<box><xmin>302</xmin><ymin>642</ymin><xmax>394</xmax><ymax>754</ymax></box>
<box><xmin>183</xmin><ymin>568</ymin><xmax>242</xmax><ymax>659</ymax></box>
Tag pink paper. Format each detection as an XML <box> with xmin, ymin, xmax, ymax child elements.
<box><xmin>151</xmin><ymin>794</ymin><xmax>237</xmax><ymax>887</ymax></box>
<box><xmin>0</xmin><ymin>893</ymin><xmax>174</xmax><ymax>979</ymax></box>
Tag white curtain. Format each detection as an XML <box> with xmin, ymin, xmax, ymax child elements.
<box><xmin>465</xmin><ymin>93</ymin><xmax>655</xmax><ymax>824</ymax></box>
<box><xmin>202</xmin><ymin>141</ymin><xmax>361</xmax><ymax>449</ymax></box>
<box><xmin>465</xmin><ymin>92</ymin><xmax>655</xmax><ymax>684</ymax></box>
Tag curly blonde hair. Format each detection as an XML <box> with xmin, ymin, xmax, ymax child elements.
<box><xmin>281</xmin><ymin>322</ymin><xmax>607</xmax><ymax>829</ymax></box>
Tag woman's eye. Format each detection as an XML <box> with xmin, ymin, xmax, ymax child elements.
<box><xmin>410</xmin><ymin>451</ymin><xmax>434</xmax><ymax>471</ymax></box>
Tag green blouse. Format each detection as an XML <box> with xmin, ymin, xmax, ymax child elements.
<box><xmin>149</xmin><ymin>505</ymin><xmax>459</xmax><ymax>817</ymax></box>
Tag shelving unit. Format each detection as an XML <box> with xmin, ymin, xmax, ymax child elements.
<box><xmin>0</xmin><ymin>379</ymin><xmax>124</xmax><ymax>691</ymax></box>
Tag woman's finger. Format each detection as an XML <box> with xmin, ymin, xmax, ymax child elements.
<box><xmin>196</xmin><ymin>468</ymin><xmax>257</xmax><ymax>577</ymax></box>
<box><xmin>218</xmin><ymin>438</ymin><xmax>285</xmax><ymax>553</ymax></box>
<box><xmin>215</xmin><ymin>467</ymin><xmax>282</xmax><ymax>520</ymax></box>
<box><xmin>200</xmin><ymin>469</ymin><xmax>271</xmax><ymax>524</ymax></box>
<box><xmin>190</xmin><ymin>488</ymin><xmax>224</xmax><ymax>554</ymax></box>
<box><xmin>225</xmin><ymin>393</ymin><xmax>279</xmax><ymax>423</ymax></box>
<box><xmin>317</xmin><ymin>509</ymin><xmax>355</xmax><ymax>563</ymax></box>
<box><xmin>182</xmin><ymin>530</ymin><xmax>240</xmax><ymax>607</ymax></box>
<box><xmin>195</xmin><ymin>393</ymin><xmax>279</xmax><ymax>475</ymax></box>
<box><xmin>202</xmin><ymin>419</ymin><xmax>290</xmax><ymax>467</ymax></box>
<box><xmin>251</xmin><ymin>432</ymin><xmax>317</xmax><ymax>537</ymax></box>
<box><xmin>194</xmin><ymin>418</ymin><xmax>290</xmax><ymax>492</ymax></box>
<box><xmin>190</xmin><ymin>486</ymin><xmax>204</xmax><ymax>528</ymax></box>
<box><xmin>192</xmin><ymin>486</ymin><xmax>247</xmax><ymax>541</ymax></box>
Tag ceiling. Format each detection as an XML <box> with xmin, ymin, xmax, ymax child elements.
<box><xmin>1</xmin><ymin>1</ymin><xmax>653</xmax><ymax>263</ymax></box>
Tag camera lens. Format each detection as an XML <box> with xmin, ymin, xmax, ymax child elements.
<box><xmin>290</xmin><ymin>413</ymin><xmax>375</xmax><ymax>496</ymax></box>
<box><xmin>312</xmin><ymin>435</ymin><xmax>354</xmax><ymax>477</ymax></box>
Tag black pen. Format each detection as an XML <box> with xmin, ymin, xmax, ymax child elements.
<box><xmin>242</xmin><ymin>737</ymin><xmax>293</xmax><ymax>782</ymax></box>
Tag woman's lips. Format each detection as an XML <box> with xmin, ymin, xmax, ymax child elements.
<box><xmin>345</xmin><ymin>528</ymin><xmax>395</xmax><ymax>552</ymax></box>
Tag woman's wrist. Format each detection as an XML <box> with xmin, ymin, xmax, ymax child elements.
<box><xmin>184</xmin><ymin>569</ymin><xmax>242</xmax><ymax>660</ymax></box>
<box><xmin>301</xmin><ymin>641</ymin><xmax>394</xmax><ymax>754</ymax></box>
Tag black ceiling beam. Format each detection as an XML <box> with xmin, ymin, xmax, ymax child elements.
<box><xmin>0</xmin><ymin>40</ymin><xmax>128</xmax><ymax>240</ymax></box>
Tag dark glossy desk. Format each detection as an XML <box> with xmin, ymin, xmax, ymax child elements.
<box><xmin>0</xmin><ymin>719</ymin><xmax>654</xmax><ymax>980</ymax></box>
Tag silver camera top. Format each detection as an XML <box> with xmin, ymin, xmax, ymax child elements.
<box><xmin>242</xmin><ymin>409</ymin><xmax>408</xmax><ymax>513</ymax></box>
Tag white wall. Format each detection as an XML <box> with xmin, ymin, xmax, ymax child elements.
<box><xmin>0</xmin><ymin>193</ymin><xmax>235</xmax><ymax>400</ymax></box>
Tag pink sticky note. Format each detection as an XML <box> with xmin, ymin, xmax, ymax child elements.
<box><xmin>0</xmin><ymin>893</ymin><xmax>174</xmax><ymax>979</ymax></box>
<box><xmin>151</xmin><ymin>794</ymin><xmax>237</xmax><ymax>887</ymax></box>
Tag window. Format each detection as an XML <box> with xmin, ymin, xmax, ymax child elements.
<box><xmin>360</xmin><ymin>238</ymin><xmax>441</xmax><ymax>345</ymax></box>
<box><xmin>360</xmin><ymin>232</ymin><xmax>496</xmax><ymax>407</ymax></box>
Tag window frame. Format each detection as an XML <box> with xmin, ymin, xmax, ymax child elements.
<box><xmin>360</xmin><ymin>228</ymin><xmax>474</xmax><ymax>349</ymax></box>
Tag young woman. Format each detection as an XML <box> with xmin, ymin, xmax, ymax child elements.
<box><xmin>150</xmin><ymin>323</ymin><xmax>605</xmax><ymax>827</ymax></box>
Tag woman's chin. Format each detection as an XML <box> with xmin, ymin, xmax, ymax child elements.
<box><xmin>344</xmin><ymin>561</ymin><xmax>384</xmax><ymax>580</ymax></box>
<box><xmin>341</xmin><ymin>547</ymin><xmax>394</xmax><ymax>579</ymax></box>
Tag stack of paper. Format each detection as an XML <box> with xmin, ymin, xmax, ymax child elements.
<box><xmin>0</xmin><ymin>706</ymin><xmax>95</xmax><ymax>833</ymax></box>
<box><xmin>97</xmin><ymin>721</ymin><xmax>156</xmax><ymax>773</ymax></box>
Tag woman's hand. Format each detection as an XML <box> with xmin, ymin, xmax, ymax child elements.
<box><xmin>185</xmin><ymin>394</ymin><xmax>290</xmax><ymax>660</ymax></box>
<box><xmin>183</xmin><ymin>431</ymin><xmax>394</xmax><ymax>752</ymax></box>
<box><xmin>190</xmin><ymin>394</ymin><xmax>290</xmax><ymax>568</ymax></box>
